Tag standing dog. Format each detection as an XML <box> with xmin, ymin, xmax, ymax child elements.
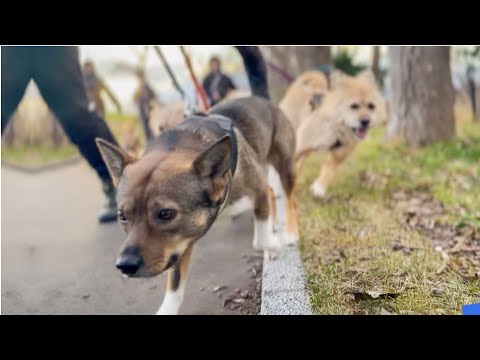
<box><xmin>96</xmin><ymin>96</ymin><xmax>298</xmax><ymax>315</ymax></box>
<box><xmin>281</xmin><ymin>70</ymin><xmax>386</xmax><ymax>198</ymax></box>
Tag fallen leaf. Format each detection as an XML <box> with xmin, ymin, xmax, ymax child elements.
<box><xmin>391</xmin><ymin>243</ymin><xmax>416</xmax><ymax>255</ymax></box>
<box><xmin>240</xmin><ymin>290</ymin><xmax>250</xmax><ymax>298</ymax></box>
<box><xmin>431</xmin><ymin>287</ymin><xmax>445</xmax><ymax>296</ymax></box>
<box><xmin>344</xmin><ymin>289</ymin><xmax>399</xmax><ymax>301</ymax></box>
<box><xmin>212</xmin><ymin>285</ymin><xmax>227</xmax><ymax>293</ymax></box>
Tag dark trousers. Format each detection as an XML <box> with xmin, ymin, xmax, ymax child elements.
<box><xmin>235</xmin><ymin>46</ymin><xmax>270</xmax><ymax>100</ymax></box>
<box><xmin>1</xmin><ymin>46</ymin><xmax>118</xmax><ymax>181</ymax></box>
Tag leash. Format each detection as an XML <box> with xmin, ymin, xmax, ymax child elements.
<box><xmin>153</xmin><ymin>46</ymin><xmax>193</xmax><ymax>115</ymax></box>
<box><xmin>266</xmin><ymin>60</ymin><xmax>295</xmax><ymax>84</ymax></box>
<box><xmin>180</xmin><ymin>46</ymin><xmax>210</xmax><ymax>112</ymax></box>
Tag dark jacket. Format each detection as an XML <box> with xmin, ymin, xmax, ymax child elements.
<box><xmin>202</xmin><ymin>72</ymin><xmax>236</xmax><ymax>106</ymax></box>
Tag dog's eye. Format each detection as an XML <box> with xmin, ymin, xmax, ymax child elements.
<box><xmin>118</xmin><ymin>209</ymin><xmax>128</xmax><ymax>224</ymax></box>
<box><xmin>156</xmin><ymin>209</ymin><xmax>176</xmax><ymax>222</ymax></box>
<box><xmin>367</xmin><ymin>102</ymin><xmax>376</xmax><ymax>110</ymax></box>
<box><xmin>350</xmin><ymin>103</ymin><xmax>360</xmax><ymax>110</ymax></box>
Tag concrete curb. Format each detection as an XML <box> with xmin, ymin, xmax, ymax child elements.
<box><xmin>260</xmin><ymin>167</ymin><xmax>314</xmax><ymax>315</ymax></box>
<box><xmin>260</xmin><ymin>245</ymin><xmax>314</xmax><ymax>315</ymax></box>
<box><xmin>1</xmin><ymin>156</ymin><xmax>81</xmax><ymax>174</ymax></box>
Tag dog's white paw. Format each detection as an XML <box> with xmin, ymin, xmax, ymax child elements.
<box><xmin>253</xmin><ymin>233</ymin><xmax>281</xmax><ymax>252</ymax></box>
<box><xmin>155</xmin><ymin>307</ymin><xmax>178</xmax><ymax>315</ymax></box>
<box><xmin>253</xmin><ymin>218</ymin><xmax>281</xmax><ymax>253</ymax></box>
<box><xmin>310</xmin><ymin>181</ymin><xmax>327</xmax><ymax>198</ymax></box>
<box><xmin>155</xmin><ymin>286</ymin><xmax>185</xmax><ymax>315</ymax></box>
<box><xmin>281</xmin><ymin>231</ymin><xmax>299</xmax><ymax>246</ymax></box>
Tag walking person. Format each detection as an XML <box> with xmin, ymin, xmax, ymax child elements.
<box><xmin>1</xmin><ymin>46</ymin><xmax>120</xmax><ymax>223</ymax></box>
<box><xmin>82</xmin><ymin>59</ymin><xmax>123</xmax><ymax>118</ymax></box>
<box><xmin>202</xmin><ymin>56</ymin><xmax>237</xmax><ymax>106</ymax></box>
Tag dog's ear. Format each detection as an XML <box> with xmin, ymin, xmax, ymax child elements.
<box><xmin>194</xmin><ymin>135</ymin><xmax>232</xmax><ymax>179</ymax></box>
<box><xmin>329</xmin><ymin>70</ymin><xmax>351</xmax><ymax>89</ymax></box>
<box><xmin>356</xmin><ymin>70</ymin><xmax>378</xmax><ymax>87</ymax></box>
<box><xmin>309</xmin><ymin>93</ymin><xmax>324</xmax><ymax>111</ymax></box>
<box><xmin>95</xmin><ymin>138</ymin><xmax>135</xmax><ymax>186</ymax></box>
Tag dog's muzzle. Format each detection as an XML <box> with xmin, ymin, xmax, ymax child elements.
<box><xmin>116</xmin><ymin>250</ymin><xmax>144</xmax><ymax>276</ymax></box>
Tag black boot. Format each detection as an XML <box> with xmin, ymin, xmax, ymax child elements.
<box><xmin>98</xmin><ymin>179</ymin><xmax>118</xmax><ymax>223</ymax></box>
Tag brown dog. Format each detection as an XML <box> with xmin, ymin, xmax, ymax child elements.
<box><xmin>96</xmin><ymin>96</ymin><xmax>298</xmax><ymax>315</ymax></box>
<box><xmin>281</xmin><ymin>70</ymin><xmax>386</xmax><ymax>198</ymax></box>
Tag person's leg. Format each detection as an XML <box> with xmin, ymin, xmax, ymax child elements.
<box><xmin>31</xmin><ymin>46</ymin><xmax>120</xmax><ymax>222</ymax></box>
<box><xmin>1</xmin><ymin>46</ymin><xmax>33</xmax><ymax>133</ymax></box>
<box><xmin>235</xmin><ymin>46</ymin><xmax>270</xmax><ymax>99</ymax></box>
<box><xmin>137</xmin><ymin>99</ymin><xmax>154</xmax><ymax>141</ymax></box>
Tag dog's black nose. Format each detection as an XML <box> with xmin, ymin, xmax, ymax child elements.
<box><xmin>360</xmin><ymin>119</ymin><xmax>370</xmax><ymax>127</ymax></box>
<box><xmin>116</xmin><ymin>253</ymin><xmax>144</xmax><ymax>276</ymax></box>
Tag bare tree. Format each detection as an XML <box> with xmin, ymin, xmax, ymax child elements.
<box><xmin>386</xmin><ymin>46</ymin><xmax>455</xmax><ymax>146</ymax></box>
<box><xmin>372</xmin><ymin>46</ymin><xmax>381</xmax><ymax>86</ymax></box>
<box><xmin>261</xmin><ymin>46</ymin><xmax>331</xmax><ymax>102</ymax></box>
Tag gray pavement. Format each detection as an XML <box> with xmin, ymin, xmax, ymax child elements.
<box><xmin>1</xmin><ymin>162</ymin><xmax>258</xmax><ymax>315</ymax></box>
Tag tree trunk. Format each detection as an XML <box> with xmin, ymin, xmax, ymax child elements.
<box><xmin>386</xmin><ymin>46</ymin><xmax>455</xmax><ymax>147</ymax></box>
<box><xmin>372</xmin><ymin>46</ymin><xmax>381</xmax><ymax>86</ymax></box>
<box><xmin>261</xmin><ymin>46</ymin><xmax>331</xmax><ymax>103</ymax></box>
<box><xmin>294</xmin><ymin>46</ymin><xmax>331</xmax><ymax>73</ymax></box>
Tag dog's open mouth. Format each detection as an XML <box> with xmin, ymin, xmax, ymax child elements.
<box><xmin>352</xmin><ymin>126</ymin><xmax>369</xmax><ymax>140</ymax></box>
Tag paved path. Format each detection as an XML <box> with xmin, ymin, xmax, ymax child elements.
<box><xmin>1</xmin><ymin>162</ymin><xmax>258</xmax><ymax>315</ymax></box>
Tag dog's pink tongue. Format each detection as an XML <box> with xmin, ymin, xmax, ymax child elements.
<box><xmin>355</xmin><ymin>128</ymin><xmax>368</xmax><ymax>139</ymax></box>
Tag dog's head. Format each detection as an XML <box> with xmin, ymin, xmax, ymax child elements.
<box><xmin>328</xmin><ymin>70</ymin><xmax>386</xmax><ymax>140</ymax></box>
<box><xmin>96</xmin><ymin>128</ymin><xmax>232</xmax><ymax>278</ymax></box>
<box><xmin>298</xmin><ymin>71</ymin><xmax>329</xmax><ymax>111</ymax></box>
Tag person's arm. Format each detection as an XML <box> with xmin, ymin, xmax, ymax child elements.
<box><xmin>100</xmin><ymin>79</ymin><xmax>122</xmax><ymax>114</ymax></box>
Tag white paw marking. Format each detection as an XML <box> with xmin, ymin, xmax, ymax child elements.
<box><xmin>281</xmin><ymin>231</ymin><xmax>299</xmax><ymax>246</ymax></box>
<box><xmin>156</xmin><ymin>284</ymin><xmax>185</xmax><ymax>315</ymax></box>
<box><xmin>253</xmin><ymin>218</ymin><xmax>280</xmax><ymax>253</ymax></box>
<box><xmin>267</xmin><ymin>165</ymin><xmax>288</xmax><ymax>233</ymax></box>
<box><xmin>310</xmin><ymin>181</ymin><xmax>327</xmax><ymax>198</ymax></box>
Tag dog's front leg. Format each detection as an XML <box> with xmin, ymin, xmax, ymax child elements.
<box><xmin>311</xmin><ymin>145</ymin><xmax>355</xmax><ymax>198</ymax></box>
<box><xmin>253</xmin><ymin>189</ymin><xmax>280</xmax><ymax>260</ymax></box>
<box><xmin>156</xmin><ymin>246</ymin><xmax>193</xmax><ymax>315</ymax></box>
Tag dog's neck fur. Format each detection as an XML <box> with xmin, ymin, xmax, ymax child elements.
<box><xmin>145</xmin><ymin>118</ymin><xmax>223</xmax><ymax>156</ymax></box>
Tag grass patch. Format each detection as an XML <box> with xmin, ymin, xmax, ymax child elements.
<box><xmin>298</xmin><ymin>121</ymin><xmax>480</xmax><ymax>314</ymax></box>
<box><xmin>2</xmin><ymin>113</ymin><xmax>142</xmax><ymax>168</ymax></box>
<box><xmin>1</xmin><ymin>144</ymin><xmax>78</xmax><ymax>168</ymax></box>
